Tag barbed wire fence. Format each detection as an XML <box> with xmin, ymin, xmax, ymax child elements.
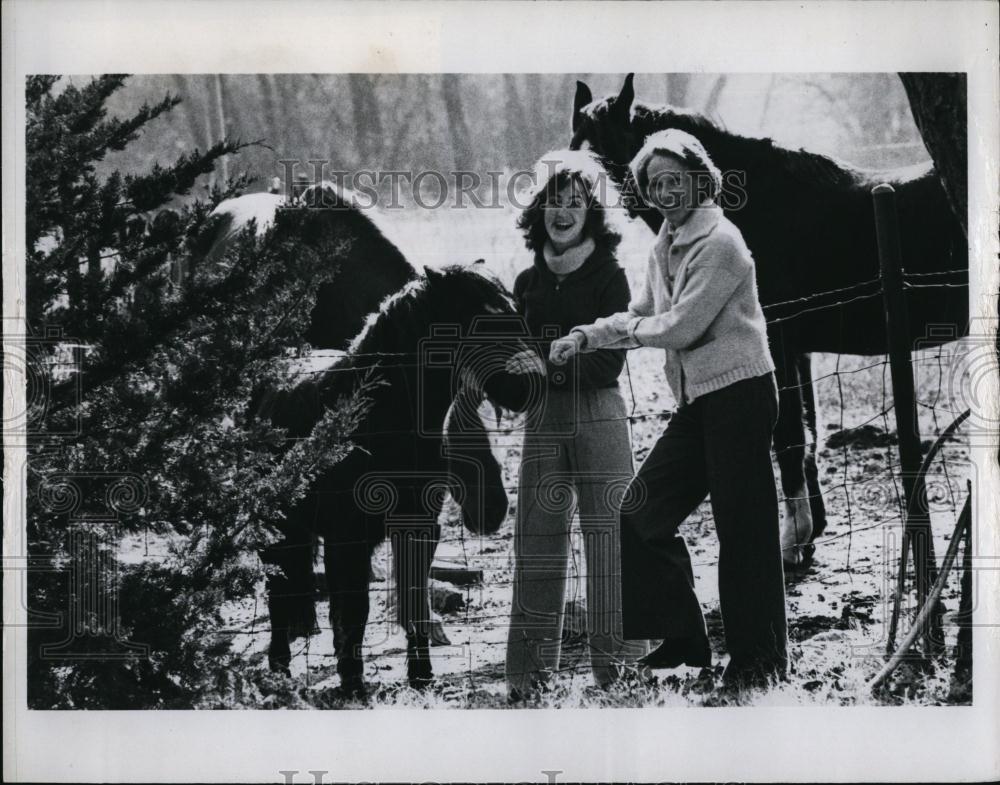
<box><xmin>201</xmin><ymin>232</ymin><xmax>972</xmax><ymax>700</ymax></box>
<box><xmin>43</xmin><ymin>192</ymin><xmax>970</xmax><ymax>704</ymax></box>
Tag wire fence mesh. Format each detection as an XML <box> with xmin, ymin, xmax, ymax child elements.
<box><xmin>189</xmin><ymin>268</ymin><xmax>972</xmax><ymax>697</ymax></box>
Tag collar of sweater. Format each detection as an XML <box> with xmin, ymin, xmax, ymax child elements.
<box><xmin>663</xmin><ymin>203</ymin><xmax>722</xmax><ymax>245</ymax></box>
<box><xmin>653</xmin><ymin>203</ymin><xmax>722</xmax><ymax>270</ymax></box>
<box><xmin>535</xmin><ymin>236</ymin><xmax>609</xmax><ymax>283</ymax></box>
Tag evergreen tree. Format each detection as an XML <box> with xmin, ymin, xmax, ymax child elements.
<box><xmin>23</xmin><ymin>75</ymin><xmax>370</xmax><ymax>707</ymax></box>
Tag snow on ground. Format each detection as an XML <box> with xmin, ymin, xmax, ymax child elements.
<box><xmin>205</xmin><ymin>343</ymin><xmax>971</xmax><ymax>708</ymax></box>
<box><xmin>126</xmin><ymin>205</ymin><xmax>974</xmax><ymax>707</ymax></box>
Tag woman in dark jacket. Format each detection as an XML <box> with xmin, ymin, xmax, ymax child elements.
<box><xmin>505</xmin><ymin>150</ymin><xmax>647</xmax><ymax>698</ymax></box>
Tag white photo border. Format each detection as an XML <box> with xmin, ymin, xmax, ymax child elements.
<box><xmin>3</xmin><ymin>1</ymin><xmax>998</xmax><ymax>782</ymax></box>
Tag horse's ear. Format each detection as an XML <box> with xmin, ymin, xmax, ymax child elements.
<box><xmin>572</xmin><ymin>80</ymin><xmax>593</xmax><ymax>132</ymax></box>
<box><xmin>424</xmin><ymin>265</ymin><xmax>443</xmax><ymax>281</ymax></box>
<box><xmin>613</xmin><ymin>73</ymin><xmax>635</xmax><ymax>121</ymax></box>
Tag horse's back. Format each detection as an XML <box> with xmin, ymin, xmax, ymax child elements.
<box><xmin>200</xmin><ymin>192</ymin><xmax>284</xmax><ymax>265</ymax></box>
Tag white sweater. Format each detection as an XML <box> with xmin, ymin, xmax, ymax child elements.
<box><xmin>572</xmin><ymin>204</ymin><xmax>774</xmax><ymax>404</ymax></box>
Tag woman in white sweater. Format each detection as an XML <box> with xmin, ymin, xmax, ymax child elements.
<box><xmin>550</xmin><ymin>129</ymin><xmax>787</xmax><ymax>690</ymax></box>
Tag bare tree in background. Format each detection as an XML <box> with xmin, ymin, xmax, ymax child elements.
<box><xmin>502</xmin><ymin>75</ymin><xmax>529</xmax><ymax>165</ymax></box>
<box><xmin>171</xmin><ymin>75</ymin><xmax>212</xmax><ymax>152</ymax></box>
<box><xmin>757</xmin><ymin>74</ymin><xmax>778</xmax><ymax>131</ymax></box>
<box><xmin>800</xmin><ymin>73</ymin><xmax>923</xmax><ymax>167</ymax></box>
<box><xmin>702</xmin><ymin>75</ymin><xmax>728</xmax><ymax>119</ymax></box>
<box><xmin>349</xmin><ymin>74</ymin><xmax>384</xmax><ymax>166</ymax></box>
<box><xmin>213</xmin><ymin>74</ymin><xmax>230</xmax><ymax>183</ymax></box>
<box><xmin>256</xmin><ymin>74</ymin><xmax>280</xmax><ymax>145</ymax></box>
<box><xmin>663</xmin><ymin>73</ymin><xmax>692</xmax><ymax>106</ymax></box>
<box><xmin>441</xmin><ymin>74</ymin><xmax>474</xmax><ymax>171</ymax></box>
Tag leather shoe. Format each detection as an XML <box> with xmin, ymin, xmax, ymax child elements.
<box><xmin>721</xmin><ymin>661</ymin><xmax>786</xmax><ymax>691</ymax></box>
<box><xmin>638</xmin><ymin>636</ymin><xmax>712</xmax><ymax>669</ymax></box>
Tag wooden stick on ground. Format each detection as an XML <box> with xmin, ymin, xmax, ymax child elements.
<box><xmin>869</xmin><ymin>492</ymin><xmax>971</xmax><ymax>692</ymax></box>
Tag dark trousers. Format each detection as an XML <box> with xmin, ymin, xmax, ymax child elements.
<box><xmin>620</xmin><ymin>372</ymin><xmax>788</xmax><ymax>675</ymax></box>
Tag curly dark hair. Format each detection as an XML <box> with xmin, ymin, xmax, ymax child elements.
<box><xmin>516</xmin><ymin>169</ymin><xmax>622</xmax><ymax>255</ymax></box>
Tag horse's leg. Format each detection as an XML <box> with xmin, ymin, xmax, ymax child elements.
<box><xmin>325</xmin><ymin>532</ymin><xmax>371</xmax><ymax>697</ymax></box>
<box><xmin>797</xmin><ymin>352</ymin><xmax>828</xmax><ymax>547</ymax></box>
<box><xmin>260</xmin><ymin>523</ymin><xmax>317</xmax><ymax>675</ymax></box>
<box><xmin>390</xmin><ymin>518</ymin><xmax>439</xmax><ymax>689</ymax></box>
<box><xmin>770</xmin><ymin>336</ymin><xmax>814</xmax><ymax>568</ymax></box>
<box><xmin>261</xmin><ymin>544</ymin><xmax>291</xmax><ymax>675</ymax></box>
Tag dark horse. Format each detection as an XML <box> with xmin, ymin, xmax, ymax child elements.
<box><xmin>196</xmin><ymin>183</ymin><xmax>414</xmax><ymax>349</ymax></box>
<box><xmin>569</xmin><ymin>75</ymin><xmax>968</xmax><ymax>566</ymax></box>
<box><xmin>198</xmin><ymin>184</ymin><xmax>514</xmax><ymax>678</ymax></box>
<box><xmin>259</xmin><ymin>266</ymin><xmax>534</xmax><ymax>695</ymax></box>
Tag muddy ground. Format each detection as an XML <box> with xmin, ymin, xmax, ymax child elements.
<box><xmin>152</xmin><ymin>342</ymin><xmax>974</xmax><ymax>709</ymax></box>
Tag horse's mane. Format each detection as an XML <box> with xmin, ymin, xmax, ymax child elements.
<box><xmin>629</xmin><ymin>101</ymin><xmax>720</xmax><ymax>140</ymax></box>
<box><xmin>625</xmin><ymin>100</ymin><xmax>877</xmax><ymax>190</ymax></box>
<box><xmin>263</xmin><ymin>266</ymin><xmax>515</xmax><ymax>435</ymax></box>
<box><xmin>253</xmin><ymin>277</ymin><xmax>429</xmax><ymax>432</ymax></box>
<box><xmin>345</xmin><ymin>276</ymin><xmax>433</xmax><ymax>357</ymax></box>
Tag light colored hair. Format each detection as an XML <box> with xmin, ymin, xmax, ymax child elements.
<box><xmin>629</xmin><ymin>129</ymin><xmax>723</xmax><ymax>204</ymax></box>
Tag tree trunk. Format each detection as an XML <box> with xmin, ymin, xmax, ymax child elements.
<box><xmin>257</xmin><ymin>74</ymin><xmax>280</xmax><ymax>150</ymax></box>
<box><xmin>702</xmin><ymin>75</ymin><xmax>728</xmax><ymax>117</ymax></box>
<box><xmin>758</xmin><ymin>74</ymin><xmax>778</xmax><ymax>130</ymax></box>
<box><xmin>523</xmin><ymin>73</ymin><xmax>544</xmax><ymax>153</ymax></box>
<box><xmin>667</xmin><ymin>73</ymin><xmax>691</xmax><ymax>107</ymax></box>
<box><xmin>213</xmin><ymin>74</ymin><xmax>229</xmax><ymax>184</ymax></box>
<box><xmin>171</xmin><ymin>75</ymin><xmax>212</xmax><ymax>152</ymax></box>
<box><xmin>899</xmin><ymin>72</ymin><xmax>982</xmax><ymax>682</ymax></box>
<box><xmin>898</xmin><ymin>73</ymin><xmax>967</xmax><ymax>236</ymax></box>
<box><xmin>502</xmin><ymin>75</ymin><xmax>531</xmax><ymax>167</ymax></box>
<box><xmin>348</xmin><ymin>75</ymin><xmax>383</xmax><ymax>165</ymax></box>
<box><xmin>441</xmin><ymin>74</ymin><xmax>474</xmax><ymax>171</ymax></box>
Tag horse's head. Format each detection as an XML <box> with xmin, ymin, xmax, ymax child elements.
<box><xmin>570</xmin><ymin>74</ymin><xmax>716</xmax><ymax>230</ymax></box>
<box><xmin>442</xmin><ymin>385</ymin><xmax>509</xmax><ymax>535</ymax></box>
<box><xmin>414</xmin><ymin>263</ymin><xmax>545</xmax><ymax>535</ymax></box>
<box><xmin>419</xmin><ymin>264</ymin><xmax>542</xmax><ymax>415</ymax></box>
<box><xmin>568</xmin><ymin>74</ymin><xmax>660</xmax><ymax>226</ymax></box>
<box><xmin>569</xmin><ymin>74</ymin><xmax>642</xmax><ymax>171</ymax></box>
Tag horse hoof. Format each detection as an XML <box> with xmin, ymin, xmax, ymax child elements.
<box><xmin>784</xmin><ymin>542</ymin><xmax>817</xmax><ymax>573</ymax></box>
<box><xmin>780</xmin><ymin>495</ymin><xmax>814</xmax><ymax>571</ymax></box>
<box><xmin>335</xmin><ymin>678</ymin><xmax>368</xmax><ymax>700</ymax></box>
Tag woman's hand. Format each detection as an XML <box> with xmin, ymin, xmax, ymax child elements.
<box><xmin>505</xmin><ymin>349</ymin><xmax>547</xmax><ymax>376</ymax></box>
<box><xmin>549</xmin><ymin>332</ymin><xmax>586</xmax><ymax>365</ymax></box>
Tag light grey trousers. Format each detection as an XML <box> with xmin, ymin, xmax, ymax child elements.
<box><xmin>506</xmin><ymin>385</ymin><xmax>648</xmax><ymax>694</ymax></box>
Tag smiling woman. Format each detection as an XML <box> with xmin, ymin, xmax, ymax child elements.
<box><xmin>504</xmin><ymin>150</ymin><xmax>648</xmax><ymax>699</ymax></box>
<box><xmin>552</xmin><ymin>129</ymin><xmax>787</xmax><ymax>689</ymax></box>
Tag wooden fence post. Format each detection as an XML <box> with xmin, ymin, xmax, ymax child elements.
<box><xmin>872</xmin><ymin>183</ymin><xmax>942</xmax><ymax>655</ymax></box>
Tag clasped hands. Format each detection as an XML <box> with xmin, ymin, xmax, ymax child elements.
<box><xmin>507</xmin><ymin>312</ymin><xmax>635</xmax><ymax>374</ymax></box>
<box><xmin>503</xmin><ymin>332</ymin><xmax>585</xmax><ymax>376</ymax></box>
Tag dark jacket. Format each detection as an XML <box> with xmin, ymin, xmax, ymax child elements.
<box><xmin>513</xmin><ymin>242</ymin><xmax>631</xmax><ymax>391</ymax></box>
